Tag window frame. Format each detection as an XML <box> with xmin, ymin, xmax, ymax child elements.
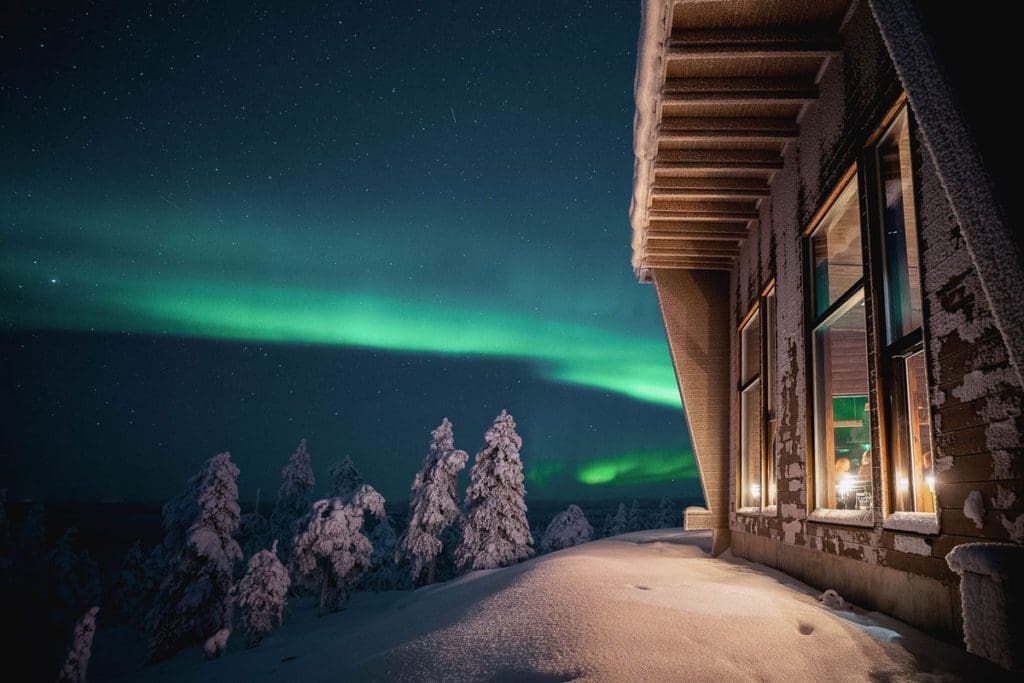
<box><xmin>736</xmin><ymin>280</ymin><xmax>778</xmax><ymax>515</ymax></box>
<box><xmin>863</xmin><ymin>103</ymin><xmax>939</xmax><ymax>527</ymax></box>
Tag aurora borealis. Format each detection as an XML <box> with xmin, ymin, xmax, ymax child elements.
<box><xmin>1</xmin><ymin>1</ymin><xmax>698</xmax><ymax>503</ymax></box>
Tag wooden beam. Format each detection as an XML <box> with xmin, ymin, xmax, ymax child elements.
<box><xmin>649</xmin><ymin>210</ymin><xmax>758</xmax><ymax>222</ymax></box>
<box><xmin>659</xmin><ymin>116</ymin><xmax>798</xmax><ymax>143</ymax></box>
<box><xmin>666</xmin><ymin>28</ymin><xmax>841</xmax><ymax>60</ymax></box>
<box><xmin>643</xmin><ymin>237</ymin><xmax>742</xmax><ymax>251</ymax></box>
<box><xmin>644</xmin><ymin>258</ymin><xmax>735</xmax><ymax>271</ymax></box>
<box><xmin>663</xmin><ymin>77</ymin><xmax>817</xmax><ymax>105</ymax></box>
<box><xmin>655</xmin><ymin>158</ymin><xmax>783</xmax><ymax>173</ymax></box>
<box><xmin>648</xmin><ymin>220</ymin><xmax>749</xmax><ymax>239</ymax></box>
<box><xmin>647</xmin><ymin>248</ymin><xmax>741</xmax><ymax>258</ymax></box>
<box><xmin>651</xmin><ymin>187</ymin><xmax>768</xmax><ymax>201</ymax></box>
<box><xmin>649</xmin><ymin>199</ymin><xmax>759</xmax><ymax>216</ymax></box>
<box><xmin>652</xmin><ymin>176</ymin><xmax>770</xmax><ymax>194</ymax></box>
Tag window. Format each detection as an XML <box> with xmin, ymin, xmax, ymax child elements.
<box><xmin>739</xmin><ymin>308</ymin><xmax>762</xmax><ymax>509</ymax></box>
<box><xmin>873</xmin><ymin>108</ymin><xmax>935</xmax><ymax>514</ymax></box>
<box><xmin>738</xmin><ymin>285</ymin><xmax>777</xmax><ymax>511</ymax></box>
<box><xmin>807</xmin><ymin>178</ymin><xmax>874</xmax><ymax>513</ymax></box>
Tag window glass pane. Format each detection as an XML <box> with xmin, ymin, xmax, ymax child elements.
<box><xmin>812</xmin><ymin>293</ymin><xmax>873</xmax><ymax>511</ymax></box>
<box><xmin>764</xmin><ymin>288</ymin><xmax>777</xmax><ymax>506</ymax></box>
<box><xmin>811</xmin><ymin>181</ymin><xmax>862</xmax><ymax>317</ymax></box>
<box><xmin>741</xmin><ymin>309</ymin><xmax>761</xmax><ymax>385</ymax></box>
<box><xmin>740</xmin><ymin>379</ymin><xmax>762</xmax><ymax>508</ymax></box>
<box><xmin>878</xmin><ymin>109</ymin><xmax>923</xmax><ymax>342</ymax></box>
<box><xmin>893</xmin><ymin>350</ymin><xmax>936</xmax><ymax>513</ymax></box>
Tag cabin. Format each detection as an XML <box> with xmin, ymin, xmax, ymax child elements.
<box><xmin>629</xmin><ymin>0</ymin><xmax>1024</xmax><ymax>666</ymax></box>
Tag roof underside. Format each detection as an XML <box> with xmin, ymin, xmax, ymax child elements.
<box><xmin>630</xmin><ymin>0</ymin><xmax>851</xmax><ymax>280</ymax></box>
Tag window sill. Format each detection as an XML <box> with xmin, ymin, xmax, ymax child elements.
<box><xmin>807</xmin><ymin>508</ymin><xmax>874</xmax><ymax>528</ymax></box>
<box><xmin>882</xmin><ymin>511</ymin><xmax>939</xmax><ymax>535</ymax></box>
<box><xmin>736</xmin><ymin>506</ymin><xmax>761</xmax><ymax>516</ymax></box>
<box><xmin>761</xmin><ymin>505</ymin><xmax>777</xmax><ymax>517</ymax></box>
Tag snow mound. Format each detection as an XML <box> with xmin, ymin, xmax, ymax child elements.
<box><xmin>99</xmin><ymin>530</ymin><xmax>1001</xmax><ymax>681</ymax></box>
<box><xmin>818</xmin><ymin>589</ymin><xmax>850</xmax><ymax>610</ymax></box>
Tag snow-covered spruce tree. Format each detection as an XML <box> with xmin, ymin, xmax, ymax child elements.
<box><xmin>362</xmin><ymin>513</ymin><xmax>403</xmax><ymax>592</ymax></box>
<box><xmin>653</xmin><ymin>498</ymin><xmax>679</xmax><ymax>529</ymax></box>
<box><xmin>291</xmin><ymin>484</ymin><xmax>385</xmax><ymax>614</ymax></box>
<box><xmin>270</xmin><ymin>439</ymin><xmax>315</xmax><ymax>564</ymax></box>
<box><xmin>235</xmin><ymin>489</ymin><xmax>270</xmax><ymax>563</ymax></box>
<box><xmin>114</xmin><ymin>541</ymin><xmax>148</xmax><ymax>628</ymax></box>
<box><xmin>603</xmin><ymin>503</ymin><xmax>629</xmax><ymax>537</ymax></box>
<box><xmin>541</xmin><ymin>504</ymin><xmax>593</xmax><ymax>553</ymax></box>
<box><xmin>235</xmin><ymin>540</ymin><xmax>290</xmax><ymax>646</ymax></box>
<box><xmin>48</xmin><ymin>528</ymin><xmax>102</xmax><ymax>635</ymax></box>
<box><xmin>400</xmin><ymin>418</ymin><xmax>468</xmax><ymax>584</ymax></box>
<box><xmin>57</xmin><ymin>605</ymin><xmax>99</xmax><ymax>683</ymax></box>
<box><xmin>627</xmin><ymin>499</ymin><xmax>644</xmax><ymax>532</ymax></box>
<box><xmin>148</xmin><ymin>452</ymin><xmax>242</xmax><ymax>662</ymax></box>
<box><xmin>328</xmin><ymin>456</ymin><xmax>364</xmax><ymax>500</ymax></box>
<box><xmin>456</xmin><ymin>410</ymin><xmax>534</xmax><ymax>571</ymax></box>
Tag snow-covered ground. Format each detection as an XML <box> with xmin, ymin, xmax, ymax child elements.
<box><xmin>94</xmin><ymin>530</ymin><xmax>1003</xmax><ymax>681</ymax></box>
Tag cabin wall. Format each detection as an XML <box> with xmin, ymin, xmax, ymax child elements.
<box><xmin>725</xmin><ymin>0</ymin><xmax>1024</xmax><ymax>638</ymax></box>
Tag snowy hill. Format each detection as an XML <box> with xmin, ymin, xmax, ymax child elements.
<box><xmin>94</xmin><ymin>530</ymin><xmax>1002</xmax><ymax>681</ymax></box>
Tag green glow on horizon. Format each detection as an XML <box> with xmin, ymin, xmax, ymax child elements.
<box><xmin>525</xmin><ymin>461</ymin><xmax>565</xmax><ymax>487</ymax></box>
<box><xmin>576</xmin><ymin>450</ymin><xmax>697</xmax><ymax>486</ymax></box>
<box><xmin>1</xmin><ymin>200</ymin><xmax>684</xmax><ymax>409</ymax></box>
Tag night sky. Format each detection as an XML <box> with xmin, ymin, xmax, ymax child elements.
<box><xmin>1</xmin><ymin>1</ymin><xmax>698</xmax><ymax>505</ymax></box>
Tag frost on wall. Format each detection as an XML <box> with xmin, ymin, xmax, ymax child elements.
<box><xmin>964</xmin><ymin>490</ymin><xmax>986</xmax><ymax>530</ymax></box>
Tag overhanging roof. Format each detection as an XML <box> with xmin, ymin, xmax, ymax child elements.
<box><xmin>630</xmin><ymin>0</ymin><xmax>851</xmax><ymax>281</ymax></box>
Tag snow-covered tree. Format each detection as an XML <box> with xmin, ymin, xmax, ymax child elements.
<box><xmin>235</xmin><ymin>540</ymin><xmax>290</xmax><ymax>646</ymax></box>
<box><xmin>456</xmin><ymin>411</ymin><xmax>534</xmax><ymax>571</ymax></box>
<box><xmin>363</xmin><ymin>513</ymin><xmax>403</xmax><ymax>592</ymax></box>
<box><xmin>236</xmin><ymin>489</ymin><xmax>270</xmax><ymax>563</ymax></box>
<box><xmin>603</xmin><ymin>503</ymin><xmax>629</xmax><ymax>537</ymax></box>
<box><xmin>291</xmin><ymin>485</ymin><xmax>385</xmax><ymax>614</ymax></box>
<box><xmin>113</xmin><ymin>541</ymin><xmax>148</xmax><ymax>628</ymax></box>
<box><xmin>328</xmin><ymin>456</ymin><xmax>364</xmax><ymax>500</ymax></box>
<box><xmin>57</xmin><ymin>606</ymin><xmax>99</xmax><ymax>683</ymax></box>
<box><xmin>541</xmin><ymin>505</ymin><xmax>593</xmax><ymax>552</ymax></box>
<box><xmin>400</xmin><ymin>418</ymin><xmax>468</xmax><ymax>584</ymax></box>
<box><xmin>48</xmin><ymin>528</ymin><xmax>102</xmax><ymax>634</ymax></box>
<box><xmin>653</xmin><ymin>498</ymin><xmax>679</xmax><ymax>529</ymax></box>
<box><xmin>270</xmin><ymin>439</ymin><xmax>315</xmax><ymax>563</ymax></box>
<box><xmin>148</xmin><ymin>452</ymin><xmax>242</xmax><ymax>662</ymax></box>
<box><xmin>627</xmin><ymin>499</ymin><xmax>644</xmax><ymax>532</ymax></box>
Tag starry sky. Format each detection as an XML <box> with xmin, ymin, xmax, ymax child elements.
<box><xmin>0</xmin><ymin>1</ymin><xmax>699</xmax><ymax>505</ymax></box>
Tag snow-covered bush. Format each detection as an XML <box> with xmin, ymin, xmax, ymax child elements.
<box><xmin>603</xmin><ymin>504</ymin><xmax>629</xmax><ymax>537</ymax></box>
<box><xmin>236</xmin><ymin>540</ymin><xmax>290</xmax><ymax>646</ymax></box>
<box><xmin>456</xmin><ymin>411</ymin><xmax>534</xmax><ymax>571</ymax></box>
<box><xmin>203</xmin><ymin>628</ymin><xmax>231</xmax><ymax>660</ymax></box>
<box><xmin>328</xmin><ymin>456</ymin><xmax>365</xmax><ymax>500</ymax></box>
<box><xmin>652</xmin><ymin>498</ymin><xmax>679</xmax><ymax>529</ymax></box>
<box><xmin>291</xmin><ymin>485</ymin><xmax>385</xmax><ymax>613</ymax></box>
<box><xmin>541</xmin><ymin>505</ymin><xmax>593</xmax><ymax>552</ymax></box>
<box><xmin>148</xmin><ymin>452</ymin><xmax>243</xmax><ymax>661</ymax></box>
<box><xmin>400</xmin><ymin>418</ymin><xmax>468</xmax><ymax>584</ymax></box>
<box><xmin>57</xmin><ymin>606</ymin><xmax>99</xmax><ymax>683</ymax></box>
<box><xmin>270</xmin><ymin>439</ymin><xmax>315</xmax><ymax>563</ymax></box>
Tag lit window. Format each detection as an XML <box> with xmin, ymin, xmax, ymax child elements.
<box><xmin>739</xmin><ymin>308</ymin><xmax>762</xmax><ymax>509</ymax></box>
<box><xmin>808</xmin><ymin>178</ymin><xmax>874</xmax><ymax>512</ymax></box>
<box><xmin>738</xmin><ymin>286</ymin><xmax>778</xmax><ymax>511</ymax></box>
<box><xmin>875</xmin><ymin>107</ymin><xmax>935</xmax><ymax>514</ymax></box>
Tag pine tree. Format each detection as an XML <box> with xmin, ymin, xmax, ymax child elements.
<box><xmin>235</xmin><ymin>540</ymin><xmax>290</xmax><ymax>646</ymax></box>
<box><xmin>603</xmin><ymin>503</ymin><xmax>629</xmax><ymax>537</ymax></box>
<box><xmin>363</xmin><ymin>513</ymin><xmax>403</xmax><ymax>592</ymax></box>
<box><xmin>328</xmin><ymin>456</ymin><xmax>364</xmax><ymax>500</ymax></box>
<box><xmin>114</xmin><ymin>541</ymin><xmax>148</xmax><ymax>628</ymax></box>
<box><xmin>236</xmin><ymin>489</ymin><xmax>270</xmax><ymax>563</ymax></box>
<box><xmin>627</xmin><ymin>499</ymin><xmax>644</xmax><ymax>532</ymax></box>
<box><xmin>57</xmin><ymin>606</ymin><xmax>99</xmax><ymax>683</ymax></box>
<box><xmin>148</xmin><ymin>452</ymin><xmax>243</xmax><ymax>661</ymax></box>
<box><xmin>541</xmin><ymin>504</ymin><xmax>593</xmax><ymax>552</ymax></box>
<box><xmin>456</xmin><ymin>410</ymin><xmax>534</xmax><ymax>571</ymax></box>
<box><xmin>653</xmin><ymin>498</ymin><xmax>679</xmax><ymax>529</ymax></box>
<box><xmin>291</xmin><ymin>485</ymin><xmax>385</xmax><ymax>614</ymax></box>
<box><xmin>48</xmin><ymin>528</ymin><xmax>102</xmax><ymax>636</ymax></box>
<box><xmin>400</xmin><ymin>418</ymin><xmax>468</xmax><ymax>584</ymax></box>
<box><xmin>270</xmin><ymin>439</ymin><xmax>315</xmax><ymax>563</ymax></box>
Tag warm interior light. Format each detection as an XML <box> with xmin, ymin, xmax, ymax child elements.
<box><xmin>750</xmin><ymin>483</ymin><xmax>761</xmax><ymax>500</ymax></box>
<box><xmin>897</xmin><ymin>477</ymin><xmax>909</xmax><ymax>492</ymax></box>
<box><xmin>925</xmin><ymin>474</ymin><xmax>935</xmax><ymax>493</ymax></box>
<box><xmin>836</xmin><ymin>473</ymin><xmax>851</xmax><ymax>498</ymax></box>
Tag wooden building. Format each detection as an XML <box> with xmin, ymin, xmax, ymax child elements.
<box><xmin>629</xmin><ymin>0</ymin><xmax>1024</xmax><ymax>660</ymax></box>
